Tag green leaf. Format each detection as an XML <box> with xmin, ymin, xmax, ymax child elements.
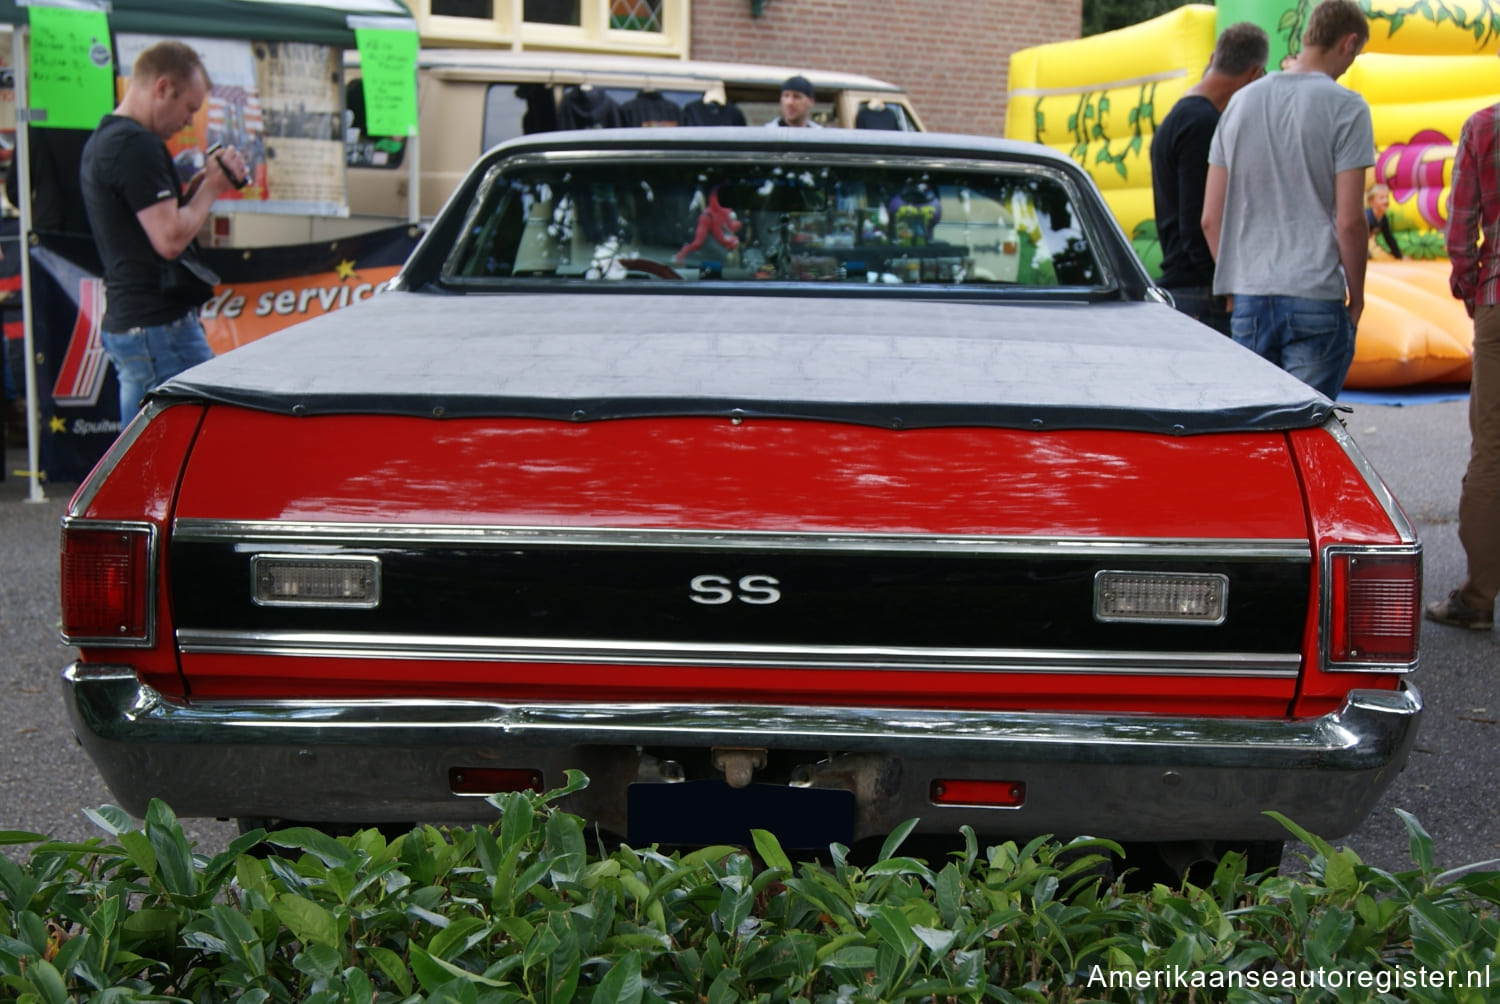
<box><xmin>706</xmin><ymin>966</ymin><xmax>742</xmax><ymax>1004</ymax></box>
<box><xmin>273</xmin><ymin>894</ymin><xmax>341</xmax><ymax>949</ymax></box>
<box><xmin>1323</xmin><ymin>847</ymin><xmax>1362</xmax><ymax>896</ymax></box>
<box><xmin>265</xmin><ymin>827</ymin><xmax>359</xmax><ymax>868</ymax></box>
<box><xmin>294</xmin><ymin>943</ymin><xmax>344</xmax><ymax>980</ymax></box>
<box><xmin>590</xmin><ymin>949</ymin><xmax>644</xmax><ymax>1004</ymax></box>
<box><xmin>23</xmin><ymin>957</ymin><xmax>70</xmax><ymax>1004</ymax></box>
<box><xmin>877</xmin><ymin>819</ymin><xmax>919</xmax><ymax>863</ymax></box>
<box><xmin>935</xmin><ymin>864</ymin><xmax>962</xmax><ymax>926</ymax></box>
<box><xmin>1265</xmin><ymin>811</ymin><xmax>1336</xmax><ymax>859</ymax></box>
<box><xmin>0</xmin><ymin>856</ymin><xmax>39</xmax><ymax>909</ymax></box>
<box><xmin>120</xmin><ymin>907</ymin><xmax>178</xmax><ymax>947</ymax></box>
<box><xmin>717</xmin><ymin>880</ymin><xmax>754</xmax><ymax>936</ymax></box>
<box><xmin>367</xmin><ymin>945</ymin><xmax>413</xmax><ymax>996</ymax></box>
<box><xmin>912</xmin><ymin>925</ymin><xmax>957</xmax><ymax>956</ymax></box>
<box><xmin>869</xmin><ymin>906</ymin><xmax>921</xmax><ymax>961</ymax></box>
<box><xmin>429</xmin><ymin>915</ymin><xmax>490</xmax><ymax>961</ymax></box>
<box><xmin>411</xmin><ymin>944</ymin><xmax>505</xmax><ymax>991</ymax></box>
<box><xmin>544</xmin><ymin>812</ymin><xmax>587</xmax><ymax>882</ymax></box>
<box><xmin>144</xmin><ymin>802</ymin><xmax>199</xmax><ymax>897</ymax></box>
<box><xmin>0</xmin><ymin>831</ymin><xmax>49</xmax><ymax>846</ymax></box>
<box><xmin>81</xmin><ymin>805</ymin><xmax>133</xmax><ymax>836</ymax></box>
<box><xmin>547</xmin><ymin>768</ymin><xmax>591</xmax><ymax>801</ymax></box>
<box><xmin>751</xmin><ymin>828</ymin><xmax>794</xmax><ymax>874</ymax></box>
<box><xmin>1395</xmin><ymin>808</ymin><xmax>1436</xmax><ymax>876</ymax></box>
<box><xmin>498</xmin><ymin>791</ymin><xmax>536</xmax><ymax>855</ymax></box>
<box><xmin>117</xmin><ymin>830</ymin><xmax>157</xmax><ymax>881</ymax></box>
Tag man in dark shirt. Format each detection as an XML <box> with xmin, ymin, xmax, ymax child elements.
<box><xmin>80</xmin><ymin>40</ymin><xmax>247</xmax><ymax>422</ymax></box>
<box><xmin>765</xmin><ymin>75</ymin><xmax>821</xmax><ymax>128</ymax></box>
<box><xmin>1150</xmin><ymin>23</ymin><xmax>1268</xmax><ymax>335</ymax></box>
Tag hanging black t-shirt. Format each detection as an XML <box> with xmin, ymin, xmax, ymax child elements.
<box><xmin>620</xmin><ymin>90</ymin><xmax>683</xmax><ymax>127</ymax></box>
<box><xmin>855</xmin><ymin>105</ymin><xmax>901</xmax><ymax>130</ymax></box>
<box><xmin>1149</xmin><ymin>94</ymin><xmax>1219</xmax><ymax>289</ymax></box>
<box><xmin>559</xmin><ymin>88</ymin><xmax>623</xmax><ymax>130</ymax></box>
<box><xmin>517</xmin><ymin>83</ymin><xmax>558</xmax><ymax>134</ymax></box>
<box><xmin>682</xmin><ymin>99</ymin><xmax>746</xmax><ymax>127</ymax></box>
<box><xmin>79</xmin><ymin>114</ymin><xmax>192</xmax><ymax>331</ymax></box>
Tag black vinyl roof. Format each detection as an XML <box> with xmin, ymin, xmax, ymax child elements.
<box><xmin>156</xmin><ymin>291</ymin><xmax>1333</xmax><ymax>436</ymax></box>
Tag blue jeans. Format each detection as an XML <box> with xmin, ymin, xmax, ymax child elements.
<box><xmin>1229</xmin><ymin>295</ymin><xmax>1356</xmax><ymax>400</ymax></box>
<box><xmin>101</xmin><ymin>312</ymin><xmax>214</xmax><ymax>422</ymax></box>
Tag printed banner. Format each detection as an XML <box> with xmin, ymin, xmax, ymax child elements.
<box><xmin>116</xmin><ymin>34</ymin><xmax>345</xmax><ymax>216</ymax></box>
<box><xmin>29</xmin><ymin>225</ymin><xmax>421</xmax><ymax>483</ymax></box>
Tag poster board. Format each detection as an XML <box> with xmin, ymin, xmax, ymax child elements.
<box><xmin>117</xmin><ymin>32</ymin><xmax>347</xmax><ymax>216</ymax></box>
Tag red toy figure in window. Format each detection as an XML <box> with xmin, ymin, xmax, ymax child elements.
<box><xmin>676</xmin><ymin>187</ymin><xmax>742</xmax><ymax>262</ymax></box>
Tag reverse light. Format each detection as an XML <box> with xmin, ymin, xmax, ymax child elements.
<box><xmin>60</xmin><ymin>521</ymin><xmax>155</xmax><ymax>645</ymax></box>
<box><xmin>1094</xmin><ymin>570</ymin><xmax>1228</xmax><ymax>625</ymax></box>
<box><xmin>930</xmin><ymin>779</ymin><xmax>1026</xmax><ymax>808</ymax></box>
<box><xmin>251</xmin><ymin>555</ymin><xmax>381</xmax><ymax>608</ymax></box>
<box><xmin>1324</xmin><ymin>546</ymin><xmax>1421</xmax><ymax>670</ymax></box>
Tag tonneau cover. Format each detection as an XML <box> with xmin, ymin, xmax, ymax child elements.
<box><xmin>155</xmin><ymin>292</ymin><xmax>1334</xmax><ymax>435</ymax></box>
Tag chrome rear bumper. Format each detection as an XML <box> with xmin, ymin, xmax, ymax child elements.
<box><xmin>62</xmin><ymin>663</ymin><xmax>1420</xmax><ymax>843</ymax></box>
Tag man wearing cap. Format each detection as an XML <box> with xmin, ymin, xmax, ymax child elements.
<box><xmin>766</xmin><ymin>75</ymin><xmax>822</xmax><ymax>128</ymax></box>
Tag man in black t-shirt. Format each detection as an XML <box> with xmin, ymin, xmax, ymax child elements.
<box><xmin>1149</xmin><ymin>23</ymin><xmax>1267</xmax><ymax>335</ymax></box>
<box><xmin>80</xmin><ymin>40</ymin><xmax>247</xmax><ymax>422</ymax></box>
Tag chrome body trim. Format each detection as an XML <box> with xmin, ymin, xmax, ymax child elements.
<box><xmin>58</xmin><ymin>520</ymin><xmax>160</xmax><ymax>649</ymax></box>
<box><xmin>62</xmin><ymin>663</ymin><xmax>1422</xmax><ymax>842</ymax></box>
<box><xmin>171</xmin><ymin>519</ymin><xmax>1313</xmax><ymax>561</ymax></box>
<box><xmin>174</xmin><ymin>629</ymin><xmax>1302</xmax><ymax>676</ymax></box>
<box><xmin>1324</xmin><ymin>417</ymin><xmax>1418</xmax><ymax>545</ymax></box>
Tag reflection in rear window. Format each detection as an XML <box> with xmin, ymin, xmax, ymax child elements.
<box><xmin>441</xmin><ymin>157</ymin><xmax>1103</xmax><ymax>289</ymax></box>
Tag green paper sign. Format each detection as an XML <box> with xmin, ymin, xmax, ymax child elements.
<box><xmin>27</xmin><ymin>5</ymin><xmax>115</xmax><ymax>131</ymax></box>
<box><xmin>354</xmin><ymin>27</ymin><xmax>418</xmax><ymax>138</ymax></box>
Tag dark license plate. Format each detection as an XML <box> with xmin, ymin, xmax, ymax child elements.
<box><xmin>627</xmin><ymin>781</ymin><xmax>855</xmax><ymax>850</ymax></box>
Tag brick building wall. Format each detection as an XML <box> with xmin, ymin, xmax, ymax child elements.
<box><xmin>688</xmin><ymin>0</ymin><xmax>1081</xmax><ymax>136</ymax></box>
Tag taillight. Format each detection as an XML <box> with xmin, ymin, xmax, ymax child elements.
<box><xmin>60</xmin><ymin>521</ymin><xmax>156</xmax><ymax>646</ymax></box>
<box><xmin>1323</xmin><ymin>546</ymin><xmax>1420</xmax><ymax>670</ymax></box>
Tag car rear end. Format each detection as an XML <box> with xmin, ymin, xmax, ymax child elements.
<box><xmin>60</xmin><ymin>394</ymin><xmax>1419</xmax><ymax>850</ymax></box>
<box><xmin>59</xmin><ymin>130</ymin><xmax>1420</xmax><ymax>854</ymax></box>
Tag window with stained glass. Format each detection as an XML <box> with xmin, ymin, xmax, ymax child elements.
<box><xmin>610</xmin><ymin>0</ymin><xmax>663</xmax><ymax>31</ymax></box>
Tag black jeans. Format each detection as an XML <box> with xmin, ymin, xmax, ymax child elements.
<box><xmin>1163</xmin><ymin>285</ymin><xmax>1232</xmax><ymax>337</ymax></box>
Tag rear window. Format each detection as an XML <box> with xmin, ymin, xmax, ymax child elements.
<box><xmin>440</xmin><ymin>156</ymin><xmax>1104</xmax><ymax>289</ymax></box>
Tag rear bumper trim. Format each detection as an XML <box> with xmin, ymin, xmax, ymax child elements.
<box><xmin>63</xmin><ymin>663</ymin><xmax>1420</xmax><ymax>843</ymax></box>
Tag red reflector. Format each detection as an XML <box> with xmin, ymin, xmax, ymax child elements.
<box><xmin>1328</xmin><ymin>551</ymin><xmax>1420</xmax><ymax>665</ymax></box>
<box><xmin>449</xmin><ymin>768</ymin><xmax>544</xmax><ymax>796</ymax></box>
<box><xmin>60</xmin><ymin>525</ymin><xmax>152</xmax><ymax>642</ymax></box>
<box><xmin>930</xmin><ymin>779</ymin><xmax>1026</xmax><ymax>807</ymax></box>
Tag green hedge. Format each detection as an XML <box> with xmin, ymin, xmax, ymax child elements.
<box><xmin>1</xmin><ymin>772</ymin><xmax>1496</xmax><ymax>1003</ymax></box>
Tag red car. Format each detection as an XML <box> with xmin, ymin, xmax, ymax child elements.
<box><xmin>60</xmin><ymin>129</ymin><xmax>1420</xmax><ymax>877</ymax></box>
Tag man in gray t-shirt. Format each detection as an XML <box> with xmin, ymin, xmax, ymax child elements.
<box><xmin>1201</xmin><ymin>0</ymin><xmax>1374</xmax><ymax>400</ymax></box>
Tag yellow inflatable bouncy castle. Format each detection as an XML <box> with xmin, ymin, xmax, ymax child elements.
<box><xmin>1006</xmin><ymin>2</ymin><xmax>1494</xmax><ymax>388</ymax></box>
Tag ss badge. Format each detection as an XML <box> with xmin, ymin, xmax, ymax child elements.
<box><xmin>690</xmin><ymin>574</ymin><xmax>782</xmax><ymax>605</ymax></box>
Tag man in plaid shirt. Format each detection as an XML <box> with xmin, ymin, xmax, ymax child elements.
<box><xmin>1432</xmin><ymin>102</ymin><xmax>1500</xmax><ymax>630</ymax></box>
